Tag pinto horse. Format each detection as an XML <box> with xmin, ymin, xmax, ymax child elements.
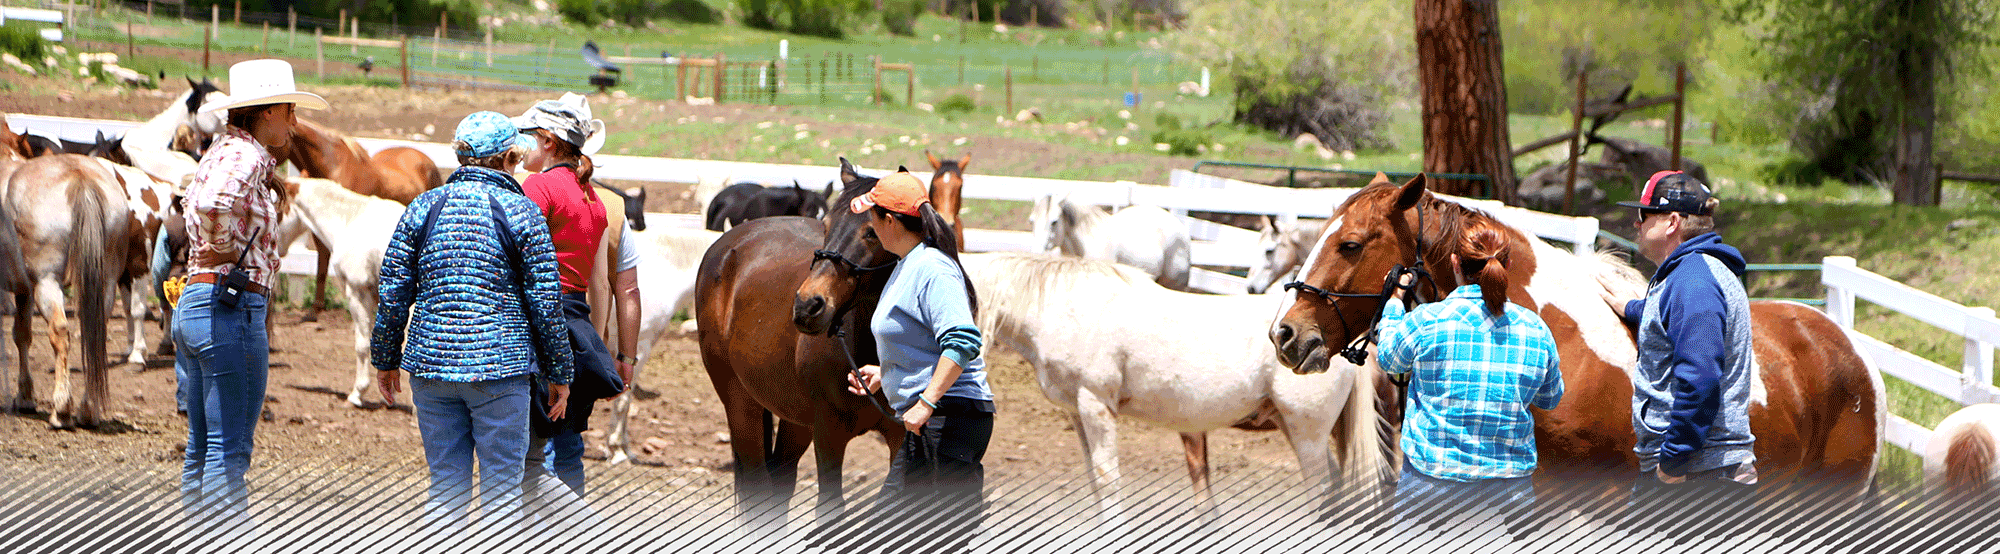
<box><xmin>696</xmin><ymin>158</ymin><xmax>902</xmax><ymax>526</ymax></box>
<box><xmin>0</xmin><ymin>155</ymin><xmax>134</xmax><ymax>428</ymax></box>
<box><xmin>286</xmin><ymin>117</ymin><xmax>444</xmax><ymax>323</ymax></box>
<box><xmin>1268</xmin><ymin>174</ymin><xmax>1884</xmax><ymax>502</ymax></box>
<box><xmin>925</xmin><ymin>150</ymin><xmax>971</xmax><ymax>247</ymax></box>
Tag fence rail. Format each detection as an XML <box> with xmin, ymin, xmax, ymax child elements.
<box><xmin>1821</xmin><ymin>256</ymin><xmax>2000</xmax><ymax>455</ymax></box>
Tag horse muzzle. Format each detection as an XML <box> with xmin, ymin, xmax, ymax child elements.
<box><xmin>1271</xmin><ymin>322</ymin><xmax>1330</xmax><ymax>375</ymax></box>
<box><xmin>792</xmin><ymin>293</ymin><xmax>832</xmax><ymax>335</ymax></box>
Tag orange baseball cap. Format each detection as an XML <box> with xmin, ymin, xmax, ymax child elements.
<box><xmin>849</xmin><ymin>168</ymin><xmax>930</xmax><ymax>216</ymax></box>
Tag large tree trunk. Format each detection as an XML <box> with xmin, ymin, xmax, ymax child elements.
<box><xmin>1415</xmin><ymin>0</ymin><xmax>1516</xmax><ymax>203</ymax></box>
<box><xmin>1891</xmin><ymin>40</ymin><xmax>1939</xmax><ymax>206</ymax></box>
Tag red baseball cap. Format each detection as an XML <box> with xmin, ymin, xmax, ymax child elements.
<box><xmin>850</xmin><ymin>168</ymin><xmax>930</xmax><ymax>216</ymax></box>
<box><xmin>1616</xmin><ymin>170</ymin><xmax>1713</xmax><ymax>215</ymax></box>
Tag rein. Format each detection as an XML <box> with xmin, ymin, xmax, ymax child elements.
<box><xmin>1281</xmin><ymin>195</ymin><xmax>1441</xmax><ymax>368</ymax></box>
<box><xmin>810</xmin><ymin>245</ymin><xmax>901</xmax><ymax>422</ymax></box>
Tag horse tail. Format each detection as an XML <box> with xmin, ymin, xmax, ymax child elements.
<box><xmin>68</xmin><ymin>177</ymin><xmax>115</xmax><ymax>414</ymax></box>
<box><xmin>1944</xmin><ymin>422</ymin><xmax>1997</xmax><ymax>495</ymax></box>
<box><xmin>1459</xmin><ymin>224</ymin><xmax>1511</xmax><ymax>318</ymax></box>
<box><xmin>1333</xmin><ymin>362</ymin><xmax>1390</xmax><ymax>500</ymax></box>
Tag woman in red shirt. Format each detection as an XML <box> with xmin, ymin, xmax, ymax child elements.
<box><xmin>511</xmin><ymin>93</ymin><xmax>619</xmax><ymax>508</ymax></box>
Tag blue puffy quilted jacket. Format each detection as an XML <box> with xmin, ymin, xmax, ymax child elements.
<box><xmin>370</xmin><ymin>165</ymin><xmax>574</xmax><ymax>385</ymax></box>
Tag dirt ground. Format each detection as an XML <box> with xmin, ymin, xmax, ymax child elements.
<box><xmin>0</xmin><ymin>79</ymin><xmax>1311</xmax><ymax>504</ymax></box>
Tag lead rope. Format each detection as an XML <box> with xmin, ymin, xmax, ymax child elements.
<box><xmin>828</xmin><ymin>316</ymin><xmax>902</xmax><ymax>422</ymax></box>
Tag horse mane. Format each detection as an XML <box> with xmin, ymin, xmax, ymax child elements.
<box><xmin>967</xmin><ymin>253</ymin><xmax>1154</xmax><ymax>335</ymax></box>
<box><xmin>1055</xmin><ymin>194</ymin><xmax>1110</xmax><ymax>230</ymax></box>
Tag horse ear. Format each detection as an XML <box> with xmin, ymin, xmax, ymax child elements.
<box><xmin>1395</xmin><ymin>174</ymin><xmax>1427</xmax><ymax>210</ymax></box>
<box><xmin>838</xmin><ymin>157</ymin><xmax>861</xmax><ymax>186</ymax></box>
<box><xmin>926</xmin><ymin>150</ymin><xmax>941</xmax><ymax>169</ymax></box>
<box><xmin>1262</xmin><ymin>213</ymin><xmax>1278</xmax><ymax>230</ymax></box>
<box><xmin>822</xmin><ymin>181</ymin><xmax>835</xmax><ymax>200</ymax></box>
<box><xmin>957</xmin><ymin>153</ymin><xmax>972</xmax><ymax>172</ymax></box>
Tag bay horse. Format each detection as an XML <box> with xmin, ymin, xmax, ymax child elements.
<box><xmin>1246</xmin><ymin>215</ymin><xmax>1325</xmax><ymax>294</ymax></box>
<box><xmin>277</xmin><ymin>177</ymin><xmax>406</xmax><ymax>409</ymax></box>
<box><xmin>925</xmin><ymin>150</ymin><xmax>971</xmax><ymax>247</ymax></box>
<box><xmin>696</xmin><ymin>158</ymin><xmax>902</xmax><ymax>526</ymax></box>
<box><xmin>0</xmin><ymin>154</ymin><xmax>133</xmax><ymax>428</ymax></box>
<box><xmin>1030</xmin><ymin>192</ymin><xmax>1193</xmax><ymax>290</ymax></box>
<box><xmin>1268</xmin><ymin>173</ymin><xmax>1884</xmax><ymax>504</ymax></box>
<box><xmin>286</xmin><ymin>117</ymin><xmax>443</xmax><ymax>323</ymax></box>
<box><xmin>1925</xmin><ymin>403</ymin><xmax>2000</xmax><ymax>496</ymax></box>
<box><xmin>959</xmin><ymin>252</ymin><xmax>1385</xmax><ymax>524</ymax></box>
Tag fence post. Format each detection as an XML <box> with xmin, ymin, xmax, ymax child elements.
<box><xmin>1821</xmin><ymin>256</ymin><xmax>1856</xmax><ymax>329</ymax></box>
<box><xmin>818</xmin><ymin>56</ymin><xmax>827</xmax><ymax>104</ymax></box>
<box><xmin>315</xmin><ymin>27</ymin><xmax>323</xmax><ymax>78</ymax></box>
<box><xmin>540</xmin><ymin>38</ymin><xmax>555</xmax><ymax>88</ymax></box>
<box><xmin>714</xmin><ymin>53</ymin><xmax>725</xmax><ymax>103</ymax></box>
<box><xmin>906</xmin><ymin>64</ymin><xmax>914</xmax><ymax>107</ymax></box>
<box><xmin>233</xmin><ymin>0</ymin><xmax>240</xmax><ymax>24</ymax></box>
<box><xmin>1964</xmin><ymin>306</ymin><xmax>2000</xmax><ymax>404</ymax></box>
<box><xmin>1102</xmin><ymin>58</ymin><xmax>1109</xmax><ymax>85</ymax></box>
<box><xmin>338</xmin><ymin>9</ymin><xmax>346</xmax><ymax>44</ymax></box>
<box><xmin>147</xmin><ymin>0</ymin><xmax>152</xmax><ymax>24</ymax></box>
<box><xmin>288</xmin><ymin>8</ymin><xmax>295</xmax><ymax>49</ymax></box>
<box><xmin>261</xmin><ymin>21</ymin><xmax>268</xmax><ymax>52</ymax></box>
<box><xmin>400</xmin><ymin>38</ymin><xmax>409</xmax><ymax>88</ymax></box>
<box><xmin>1004</xmin><ymin>64</ymin><xmax>1013</xmax><ymax>116</ymax></box>
<box><xmin>210</xmin><ymin>4</ymin><xmax>218</xmax><ymax>41</ymax></box>
<box><xmin>351</xmin><ymin>17</ymin><xmax>359</xmax><ymax>56</ymax></box>
<box><xmin>483</xmin><ymin>28</ymin><xmax>492</xmax><ymax>67</ymax></box>
<box><xmin>872</xmin><ymin>56</ymin><xmax>882</xmax><ymax>105</ymax></box>
<box><xmin>202</xmin><ymin>26</ymin><xmax>212</xmax><ymax>74</ymax></box>
<box><xmin>957</xmin><ymin>55</ymin><xmax>964</xmax><ymax>85</ymax></box>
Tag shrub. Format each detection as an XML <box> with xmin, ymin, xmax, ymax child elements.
<box><xmin>882</xmin><ymin>0</ymin><xmax>923</xmax><ymax>36</ymax></box>
<box><xmin>0</xmin><ymin>23</ymin><xmax>47</xmax><ymax>61</ymax></box>
<box><xmin>936</xmin><ymin>93</ymin><xmax>978</xmax><ymax>115</ymax></box>
<box><xmin>662</xmin><ymin>0</ymin><xmax>720</xmax><ymax>24</ymax></box>
<box><xmin>1150</xmin><ymin>127</ymin><xmax>1212</xmax><ymax>157</ymax></box>
<box><xmin>556</xmin><ymin>0</ymin><xmax>603</xmax><ymax>25</ymax></box>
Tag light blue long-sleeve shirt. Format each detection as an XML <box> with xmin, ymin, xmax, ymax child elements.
<box><xmin>870</xmin><ymin>243</ymin><xmax>993</xmax><ymax>412</ymax></box>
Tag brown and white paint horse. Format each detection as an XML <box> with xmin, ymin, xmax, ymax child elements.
<box><xmin>1925</xmin><ymin>403</ymin><xmax>2000</xmax><ymax>497</ymax></box>
<box><xmin>286</xmin><ymin>117</ymin><xmax>443</xmax><ymax>323</ymax></box>
<box><xmin>1268</xmin><ymin>173</ymin><xmax>1885</xmax><ymax>501</ymax></box>
<box><xmin>0</xmin><ymin>155</ymin><xmax>137</xmax><ymax>428</ymax></box>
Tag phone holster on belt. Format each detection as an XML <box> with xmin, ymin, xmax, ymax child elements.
<box><xmin>215</xmin><ymin>226</ymin><xmax>260</xmax><ymax>309</ymax></box>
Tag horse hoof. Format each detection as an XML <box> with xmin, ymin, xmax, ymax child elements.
<box><xmin>126</xmin><ymin>353</ymin><xmax>146</xmax><ymax>367</ymax></box>
<box><xmin>347</xmin><ymin>394</ymin><xmax>367</xmax><ymax>409</ymax></box>
<box><xmin>608</xmin><ymin>451</ymin><xmax>629</xmax><ymax>466</ymax></box>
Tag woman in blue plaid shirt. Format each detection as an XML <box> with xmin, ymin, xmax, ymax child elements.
<box><xmin>1377</xmin><ymin>221</ymin><xmax>1563</xmax><ymax>520</ymax></box>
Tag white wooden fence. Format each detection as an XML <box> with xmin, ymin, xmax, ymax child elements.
<box><xmin>1821</xmin><ymin>256</ymin><xmax>2000</xmax><ymax>455</ymax></box>
<box><xmin>0</xmin><ymin>7</ymin><xmax>66</xmax><ymax>42</ymax></box>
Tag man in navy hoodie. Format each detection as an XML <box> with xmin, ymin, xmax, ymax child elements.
<box><xmin>1602</xmin><ymin>170</ymin><xmax>1758</xmax><ymax>536</ymax></box>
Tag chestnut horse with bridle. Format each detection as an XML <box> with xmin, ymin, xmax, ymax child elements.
<box><xmin>695</xmin><ymin>158</ymin><xmax>903</xmax><ymax>527</ymax></box>
<box><xmin>286</xmin><ymin>117</ymin><xmax>443</xmax><ymax>322</ymax></box>
<box><xmin>1269</xmin><ymin>174</ymin><xmax>1884</xmax><ymax>505</ymax></box>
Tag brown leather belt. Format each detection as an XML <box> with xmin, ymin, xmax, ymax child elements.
<box><xmin>188</xmin><ymin>272</ymin><xmax>270</xmax><ymax>297</ymax></box>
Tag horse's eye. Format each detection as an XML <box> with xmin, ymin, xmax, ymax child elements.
<box><xmin>1338</xmin><ymin>241</ymin><xmax>1362</xmax><ymax>253</ymax></box>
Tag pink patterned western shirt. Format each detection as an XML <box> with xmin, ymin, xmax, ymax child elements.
<box><xmin>185</xmin><ymin>126</ymin><xmax>283</xmax><ymax>290</ymax></box>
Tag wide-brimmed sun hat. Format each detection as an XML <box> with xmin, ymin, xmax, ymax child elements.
<box><xmin>198</xmin><ymin>59</ymin><xmax>329</xmax><ymax>113</ymax></box>
<box><xmin>513</xmin><ymin>92</ymin><xmax>606</xmax><ymax>156</ymax></box>
<box><xmin>850</xmin><ymin>167</ymin><xmax>929</xmax><ymax>216</ymax></box>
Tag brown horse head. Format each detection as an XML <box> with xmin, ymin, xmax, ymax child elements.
<box><xmin>1270</xmin><ymin>173</ymin><xmax>1512</xmax><ymax>374</ymax></box>
<box><xmin>793</xmin><ymin>158</ymin><xmax>898</xmax><ymax>335</ymax></box>
<box><xmin>925</xmin><ymin>150</ymin><xmax>970</xmax><ymax>243</ymax></box>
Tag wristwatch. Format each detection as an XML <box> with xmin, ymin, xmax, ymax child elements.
<box><xmin>616</xmin><ymin>353</ymin><xmax>639</xmax><ymax>365</ymax></box>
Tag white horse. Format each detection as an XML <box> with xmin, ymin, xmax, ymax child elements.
<box><xmin>603</xmin><ymin>225</ymin><xmax>720</xmax><ymax>464</ymax></box>
<box><xmin>280</xmin><ymin>177</ymin><xmax>405</xmax><ymax>408</ymax></box>
<box><xmin>959</xmin><ymin>252</ymin><xmax>1384</xmax><ymax>524</ymax></box>
<box><xmin>121</xmin><ymin>79</ymin><xmax>227</xmax><ymax>188</ymax></box>
<box><xmin>1029</xmin><ymin>193</ymin><xmax>1192</xmax><ymax>291</ymax></box>
<box><xmin>1926</xmin><ymin>403</ymin><xmax>2000</xmax><ymax>496</ymax></box>
<box><xmin>1245</xmin><ymin>215</ymin><xmax>1326</xmax><ymax>294</ymax></box>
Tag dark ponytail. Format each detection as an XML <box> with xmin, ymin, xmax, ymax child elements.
<box><xmin>1458</xmin><ymin>226</ymin><xmax>1511</xmax><ymax>319</ymax></box>
<box><xmin>890</xmin><ymin>203</ymin><xmax>978</xmax><ymax>315</ymax></box>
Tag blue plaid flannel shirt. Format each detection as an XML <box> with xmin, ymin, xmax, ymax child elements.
<box><xmin>1377</xmin><ymin>285</ymin><xmax>1563</xmax><ymax>482</ymax></box>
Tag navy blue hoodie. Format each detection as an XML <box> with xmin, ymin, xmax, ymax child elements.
<box><xmin>1619</xmin><ymin>233</ymin><xmax>1758</xmax><ymax>476</ymax></box>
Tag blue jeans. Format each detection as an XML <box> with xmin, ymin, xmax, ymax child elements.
<box><xmin>411</xmin><ymin>374</ymin><xmax>532</xmax><ymax>527</ymax></box>
<box><xmin>155</xmin><ymin>231</ymin><xmax>188</xmax><ymax>414</ymax></box>
<box><xmin>528</xmin><ymin>430</ymin><xmax>587</xmax><ymax>497</ymax></box>
<box><xmin>1394</xmin><ymin>463</ymin><xmax>1534</xmax><ymax>524</ymax></box>
<box><xmin>173</xmin><ymin>283</ymin><xmax>269</xmax><ymax>520</ymax></box>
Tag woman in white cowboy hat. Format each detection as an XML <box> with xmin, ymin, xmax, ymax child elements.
<box><xmin>508</xmin><ymin>92</ymin><xmax>622</xmax><ymax>507</ymax></box>
<box><xmin>177</xmin><ymin>58</ymin><xmax>325</xmax><ymax>528</ymax></box>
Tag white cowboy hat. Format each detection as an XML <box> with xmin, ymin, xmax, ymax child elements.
<box><xmin>199</xmin><ymin>59</ymin><xmax>329</xmax><ymax>113</ymax></box>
